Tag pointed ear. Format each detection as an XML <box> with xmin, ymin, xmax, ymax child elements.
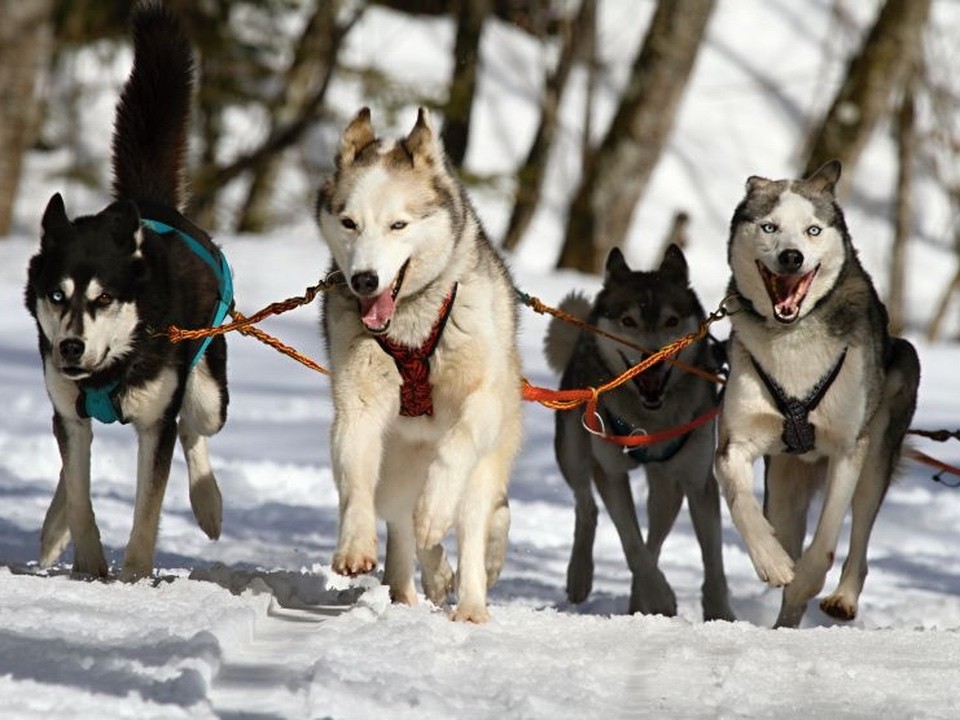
<box><xmin>803</xmin><ymin>159</ymin><xmax>842</xmax><ymax>195</ymax></box>
<box><xmin>104</xmin><ymin>199</ymin><xmax>142</xmax><ymax>252</ymax></box>
<box><xmin>604</xmin><ymin>247</ymin><xmax>630</xmax><ymax>282</ymax></box>
<box><xmin>400</xmin><ymin>107</ymin><xmax>442</xmax><ymax>167</ymax></box>
<box><xmin>337</xmin><ymin>107</ymin><xmax>376</xmax><ymax>168</ymax></box>
<box><xmin>745</xmin><ymin>175</ymin><xmax>773</xmax><ymax>194</ymax></box>
<box><xmin>41</xmin><ymin>193</ymin><xmax>72</xmax><ymax>249</ymax></box>
<box><xmin>659</xmin><ymin>243</ymin><xmax>689</xmax><ymax>283</ymax></box>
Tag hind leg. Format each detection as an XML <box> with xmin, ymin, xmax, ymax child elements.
<box><xmin>121</xmin><ymin>418</ymin><xmax>177</xmax><ymax>581</ymax></box>
<box><xmin>594</xmin><ymin>464</ymin><xmax>676</xmax><ymax>616</ymax></box>
<box><xmin>179</xmin><ymin>357</ymin><xmax>226</xmax><ymax>540</ymax></box>
<box><xmin>378</xmin><ymin>445</ymin><xmax>429</xmax><ymax>605</ymax></box>
<box><xmin>645</xmin><ymin>472</ymin><xmax>683</xmax><ymax>564</ymax></box>
<box><xmin>40</xmin><ymin>472</ymin><xmax>70</xmax><ymax>567</ymax></box>
<box><xmin>821</xmin><ymin>339</ymin><xmax>919</xmax><ymax>621</ymax></box>
<box><xmin>384</xmin><ymin>520</ymin><xmax>418</xmax><ymax>605</ymax></box>
<box><xmin>418</xmin><ymin>543</ymin><xmax>454</xmax><ymax>607</ymax></box>
<box><xmin>764</xmin><ymin>456</ymin><xmax>821</xmax><ymax>562</ymax></box>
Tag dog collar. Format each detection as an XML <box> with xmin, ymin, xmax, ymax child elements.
<box><xmin>375</xmin><ymin>284</ymin><xmax>458</xmax><ymax>417</ymax></box>
<box><xmin>750</xmin><ymin>348</ymin><xmax>848</xmax><ymax>454</ymax></box>
<box><xmin>77</xmin><ymin>212</ymin><xmax>232</xmax><ymax>425</ymax></box>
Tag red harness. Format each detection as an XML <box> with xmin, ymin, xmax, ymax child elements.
<box><xmin>375</xmin><ymin>285</ymin><xmax>458</xmax><ymax>417</ymax></box>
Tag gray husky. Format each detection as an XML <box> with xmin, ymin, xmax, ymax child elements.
<box><xmin>315</xmin><ymin>108</ymin><xmax>522</xmax><ymax>622</ymax></box>
<box><xmin>715</xmin><ymin>160</ymin><xmax>920</xmax><ymax>628</ymax></box>
<box><xmin>24</xmin><ymin>2</ymin><xmax>228</xmax><ymax>581</ymax></box>
<box><xmin>545</xmin><ymin>245</ymin><xmax>734</xmax><ymax>620</ymax></box>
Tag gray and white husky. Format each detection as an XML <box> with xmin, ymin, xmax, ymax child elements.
<box><xmin>315</xmin><ymin>108</ymin><xmax>522</xmax><ymax>622</ymax></box>
<box><xmin>544</xmin><ymin>245</ymin><xmax>734</xmax><ymax>620</ymax></box>
<box><xmin>715</xmin><ymin>160</ymin><xmax>920</xmax><ymax>628</ymax></box>
<box><xmin>24</xmin><ymin>2</ymin><xmax>229</xmax><ymax>581</ymax></box>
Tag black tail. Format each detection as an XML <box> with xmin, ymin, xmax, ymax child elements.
<box><xmin>111</xmin><ymin>1</ymin><xmax>194</xmax><ymax>209</ymax></box>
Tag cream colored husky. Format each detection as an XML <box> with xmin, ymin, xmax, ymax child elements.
<box><xmin>315</xmin><ymin>108</ymin><xmax>522</xmax><ymax>622</ymax></box>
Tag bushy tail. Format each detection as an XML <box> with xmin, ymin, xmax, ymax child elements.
<box><xmin>111</xmin><ymin>1</ymin><xmax>194</xmax><ymax>209</ymax></box>
<box><xmin>543</xmin><ymin>291</ymin><xmax>592</xmax><ymax>374</ymax></box>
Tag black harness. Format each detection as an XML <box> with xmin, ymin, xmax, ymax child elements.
<box><xmin>750</xmin><ymin>349</ymin><xmax>848</xmax><ymax>454</ymax></box>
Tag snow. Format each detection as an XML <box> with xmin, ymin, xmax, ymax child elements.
<box><xmin>3</xmin><ymin>1</ymin><xmax>960</xmax><ymax>718</ymax></box>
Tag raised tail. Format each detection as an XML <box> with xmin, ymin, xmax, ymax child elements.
<box><xmin>111</xmin><ymin>1</ymin><xmax>194</xmax><ymax>209</ymax></box>
<box><xmin>543</xmin><ymin>291</ymin><xmax>592</xmax><ymax>374</ymax></box>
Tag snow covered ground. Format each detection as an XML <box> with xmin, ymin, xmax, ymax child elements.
<box><xmin>3</xmin><ymin>2</ymin><xmax>960</xmax><ymax>718</ymax></box>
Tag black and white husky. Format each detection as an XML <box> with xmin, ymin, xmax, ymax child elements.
<box><xmin>545</xmin><ymin>246</ymin><xmax>734</xmax><ymax>621</ymax></box>
<box><xmin>24</xmin><ymin>2</ymin><xmax>230</xmax><ymax>581</ymax></box>
<box><xmin>715</xmin><ymin>161</ymin><xmax>920</xmax><ymax>627</ymax></box>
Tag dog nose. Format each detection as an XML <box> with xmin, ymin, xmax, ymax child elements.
<box><xmin>778</xmin><ymin>249</ymin><xmax>804</xmax><ymax>273</ymax></box>
<box><xmin>350</xmin><ymin>271</ymin><xmax>379</xmax><ymax>296</ymax></box>
<box><xmin>59</xmin><ymin>339</ymin><xmax>85</xmax><ymax>364</ymax></box>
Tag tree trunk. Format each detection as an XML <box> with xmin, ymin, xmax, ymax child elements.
<box><xmin>501</xmin><ymin>0</ymin><xmax>595</xmax><ymax>252</ymax></box>
<box><xmin>556</xmin><ymin>0</ymin><xmax>716</xmax><ymax>273</ymax></box>
<box><xmin>0</xmin><ymin>0</ymin><xmax>54</xmax><ymax>236</ymax></box>
<box><xmin>801</xmin><ymin>0</ymin><xmax>932</xmax><ymax>179</ymax></box>
<box><xmin>887</xmin><ymin>71</ymin><xmax>916</xmax><ymax>336</ymax></box>
<box><xmin>441</xmin><ymin>0</ymin><xmax>490</xmax><ymax>169</ymax></box>
<box><xmin>236</xmin><ymin>2</ymin><xmax>342</xmax><ymax>233</ymax></box>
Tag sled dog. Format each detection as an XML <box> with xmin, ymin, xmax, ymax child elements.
<box><xmin>315</xmin><ymin>107</ymin><xmax>522</xmax><ymax>622</ymax></box>
<box><xmin>24</xmin><ymin>1</ymin><xmax>230</xmax><ymax>580</ymax></box>
<box><xmin>545</xmin><ymin>245</ymin><xmax>734</xmax><ymax>620</ymax></box>
<box><xmin>715</xmin><ymin>160</ymin><xmax>920</xmax><ymax>627</ymax></box>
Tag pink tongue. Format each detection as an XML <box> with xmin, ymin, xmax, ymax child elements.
<box><xmin>773</xmin><ymin>274</ymin><xmax>806</xmax><ymax>316</ymax></box>
<box><xmin>360</xmin><ymin>290</ymin><xmax>396</xmax><ymax>330</ymax></box>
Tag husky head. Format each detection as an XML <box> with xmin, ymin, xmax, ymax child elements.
<box><xmin>728</xmin><ymin>160</ymin><xmax>849</xmax><ymax>324</ymax></box>
<box><xmin>25</xmin><ymin>193</ymin><xmax>145</xmax><ymax>380</ymax></box>
<box><xmin>316</xmin><ymin>107</ymin><xmax>465</xmax><ymax>334</ymax></box>
<box><xmin>594</xmin><ymin>245</ymin><xmax>705</xmax><ymax>410</ymax></box>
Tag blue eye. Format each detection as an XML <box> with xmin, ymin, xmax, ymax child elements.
<box><xmin>806</xmin><ymin>225</ymin><xmax>822</xmax><ymax>236</ymax></box>
<box><xmin>390</xmin><ymin>220</ymin><xmax>408</xmax><ymax>231</ymax></box>
<box><xmin>760</xmin><ymin>223</ymin><xmax>777</xmax><ymax>234</ymax></box>
<box><xmin>48</xmin><ymin>289</ymin><xmax>66</xmax><ymax>304</ymax></box>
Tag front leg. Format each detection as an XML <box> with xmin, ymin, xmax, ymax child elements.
<box><xmin>715</xmin><ymin>437</ymin><xmax>794</xmax><ymax>587</ymax></box>
<box><xmin>330</xmin><ymin>409</ymin><xmax>385</xmax><ymax>576</ymax></box>
<box><xmin>51</xmin><ymin>413</ymin><xmax>107</xmax><ymax>577</ymax></box>
<box><xmin>121</xmin><ymin>418</ymin><xmax>178</xmax><ymax>581</ymax></box>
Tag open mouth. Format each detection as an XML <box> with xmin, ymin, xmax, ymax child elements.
<box><xmin>621</xmin><ymin>351</ymin><xmax>672</xmax><ymax>409</ymax></box>
<box><xmin>756</xmin><ymin>261</ymin><xmax>819</xmax><ymax>324</ymax></box>
<box><xmin>357</xmin><ymin>260</ymin><xmax>409</xmax><ymax>334</ymax></box>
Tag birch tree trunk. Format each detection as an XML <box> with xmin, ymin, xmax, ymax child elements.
<box><xmin>556</xmin><ymin>0</ymin><xmax>715</xmax><ymax>273</ymax></box>
<box><xmin>0</xmin><ymin>0</ymin><xmax>54</xmax><ymax>236</ymax></box>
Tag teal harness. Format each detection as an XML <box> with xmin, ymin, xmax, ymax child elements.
<box><xmin>79</xmin><ymin>216</ymin><xmax>233</xmax><ymax>424</ymax></box>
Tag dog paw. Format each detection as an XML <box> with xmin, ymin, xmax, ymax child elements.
<box><xmin>749</xmin><ymin>540</ymin><xmax>795</xmax><ymax>587</ymax></box>
<box><xmin>450</xmin><ymin>601</ymin><xmax>489</xmax><ymax>624</ymax></box>
<box><xmin>819</xmin><ymin>593</ymin><xmax>857</xmax><ymax>621</ymax></box>
<box><xmin>119</xmin><ymin>562</ymin><xmax>153</xmax><ymax>583</ymax></box>
<box><xmin>72</xmin><ymin>541</ymin><xmax>108</xmax><ymax>579</ymax></box>
<box><xmin>629</xmin><ymin>572</ymin><xmax>677</xmax><ymax>617</ymax></box>
<box><xmin>388</xmin><ymin>582</ymin><xmax>418</xmax><ymax>606</ymax></box>
<box><xmin>190</xmin><ymin>475</ymin><xmax>223</xmax><ymax>540</ymax></box>
<box><xmin>332</xmin><ymin>538</ymin><xmax>377</xmax><ymax>576</ymax></box>
<box><xmin>565</xmin><ymin>558</ymin><xmax>594</xmax><ymax>604</ymax></box>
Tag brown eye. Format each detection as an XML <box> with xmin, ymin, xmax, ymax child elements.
<box><xmin>621</xmin><ymin>316</ymin><xmax>637</xmax><ymax>328</ymax></box>
<box><xmin>341</xmin><ymin>217</ymin><xmax>357</xmax><ymax>230</ymax></box>
<box><xmin>664</xmin><ymin>315</ymin><xmax>679</xmax><ymax>328</ymax></box>
<box><xmin>95</xmin><ymin>293</ymin><xmax>113</xmax><ymax>307</ymax></box>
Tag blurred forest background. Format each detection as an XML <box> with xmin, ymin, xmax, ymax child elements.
<box><xmin>0</xmin><ymin>0</ymin><xmax>958</xmax><ymax>338</ymax></box>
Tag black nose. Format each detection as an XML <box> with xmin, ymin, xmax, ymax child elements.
<box><xmin>778</xmin><ymin>249</ymin><xmax>804</xmax><ymax>273</ymax></box>
<box><xmin>350</xmin><ymin>271</ymin><xmax>379</xmax><ymax>296</ymax></box>
<box><xmin>59</xmin><ymin>339</ymin><xmax>85</xmax><ymax>364</ymax></box>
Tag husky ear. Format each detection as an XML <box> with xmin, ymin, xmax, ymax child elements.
<box><xmin>659</xmin><ymin>243</ymin><xmax>689</xmax><ymax>283</ymax></box>
<box><xmin>803</xmin><ymin>159</ymin><xmax>842</xmax><ymax>195</ymax></box>
<box><xmin>745</xmin><ymin>175</ymin><xmax>773</xmax><ymax>194</ymax></box>
<box><xmin>40</xmin><ymin>193</ymin><xmax>72</xmax><ymax>249</ymax></box>
<box><xmin>604</xmin><ymin>247</ymin><xmax>630</xmax><ymax>281</ymax></box>
<box><xmin>104</xmin><ymin>199</ymin><xmax>143</xmax><ymax>253</ymax></box>
<box><xmin>337</xmin><ymin>107</ymin><xmax>376</xmax><ymax>168</ymax></box>
<box><xmin>401</xmin><ymin>107</ymin><xmax>442</xmax><ymax>167</ymax></box>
